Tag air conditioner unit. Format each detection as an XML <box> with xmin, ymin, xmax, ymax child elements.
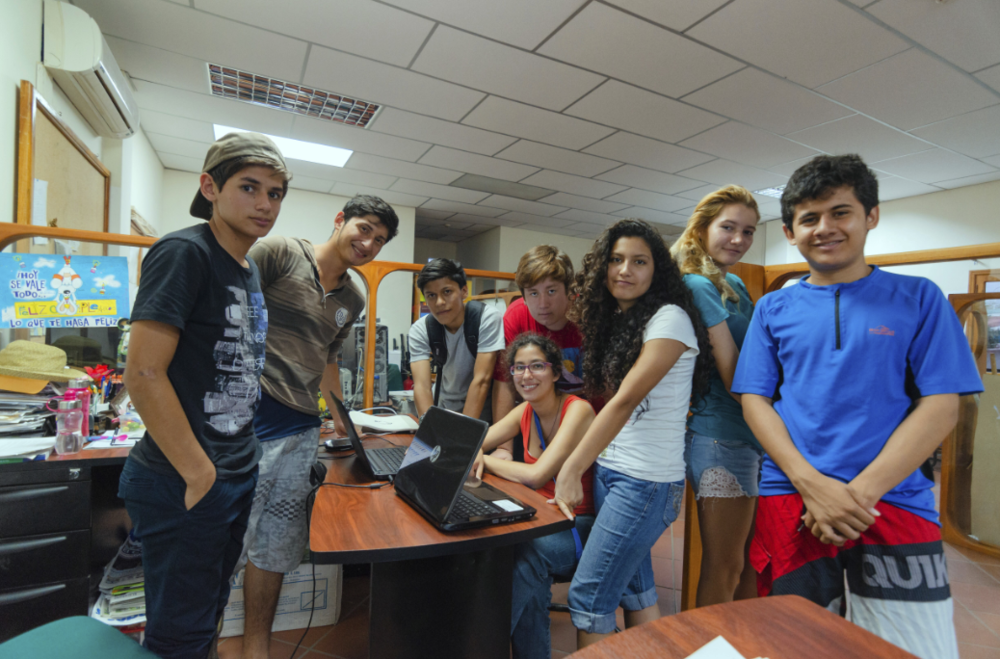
<box><xmin>42</xmin><ymin>0</ymin><xmax>140</xmax><ymax>139</ymax></box>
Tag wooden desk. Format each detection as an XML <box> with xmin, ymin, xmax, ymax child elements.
<box><xmin>573</xmin><ymin>596</ymin><xmax>917</xmax><ymax>659</ymax></box>
<box><xmin>310</xmin><ymin>434</ymin><xmax>573</xmax><ymax>659</ymax></box>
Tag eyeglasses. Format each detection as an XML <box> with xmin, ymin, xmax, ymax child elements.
<box><xmin>510</xmin><ymin>361</ymin><xmax>552</xmax><ymax>376</ymax></box>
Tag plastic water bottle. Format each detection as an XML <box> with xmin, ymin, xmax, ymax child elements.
<box><xmin>65</xmin><ymin>377</ymin><xmax>91</xmax><ymax>438</ymax></box>
<box><xmin>55</xmin><ymin>399</ymin><xmax>84</xmax><ymax>455</ymax></box>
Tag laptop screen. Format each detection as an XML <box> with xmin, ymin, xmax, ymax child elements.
<box><xmin>395</xmin><ymin>407</ymin><xmax>488</xmax><ymax>523</ymax></box>
<box><xmin>329</xmin><ymin>393</ymin><xmax>376</xmax><ymax>475</ymax></box>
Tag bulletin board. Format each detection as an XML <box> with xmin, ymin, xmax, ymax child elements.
<box><xmin>15</xmin><ymin>80</ymin><xmax>109</xmax><ymax>256</ymax></box>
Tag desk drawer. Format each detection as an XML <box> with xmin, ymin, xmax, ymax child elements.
<box><xmin>0</xmin><ymin>530</ymin><xmax>90</xmax><ymax>589</ymax></box>
<box><xmin>0</xmin><ymin>576</ymin><xmax>89</xmax><ymax>642</ymax></box>
<box><xmin>0</xmin><ymin>482</ymin><xmax>90</xmax><ymax>537</ymax></box>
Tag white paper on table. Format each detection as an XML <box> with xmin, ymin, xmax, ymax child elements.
<box><xmin>684</xmin><ymin>636</ymin><xmax>747</xmax><ymax>659</ymax></box>
<box><xmin>31</xmin><ymin>179</ymin><xmax>48</xmax><ymax>245</ymax></box>
<box><xmin>0</xmin><ymin>436</ymin><xmax>57</xmax><ymax>457</ymax></box>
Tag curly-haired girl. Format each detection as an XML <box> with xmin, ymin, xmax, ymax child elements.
<box><xmin>671</xmin><ymin>185</ymin><xmax>762</xmax><ymax>608</ymax></box>
<box><xmin>553</xmin><ymin>218</ymin><xmax>713</xmax><ymax>648</ymax></box>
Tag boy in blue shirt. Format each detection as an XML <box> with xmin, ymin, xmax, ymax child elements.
<box><xmin>733</xmin><ymin>154</ymin><xmax>982</xmax><ymax>659</ymax></box>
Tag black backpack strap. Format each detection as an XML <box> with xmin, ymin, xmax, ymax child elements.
<box><xmin>424</xmin><ymin>315</ymin><xmax>447</xmax><ymax>408</ymax></box>
<box><xmin>462</xmin><ymin>300</ymin><xmax>484</xmax><ymax>359</ymax></box>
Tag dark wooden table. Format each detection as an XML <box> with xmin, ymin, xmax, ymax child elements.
<box><xmin>573</xmin><ymin>595</ymin><xmax>918</xmax><ymax>659</ymax></box>
<box><xmin>310</xmin><ymin>433</ymin><xmax>573</xmax><ymax>659</ymax></box>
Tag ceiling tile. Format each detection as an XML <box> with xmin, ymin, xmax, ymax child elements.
<box><xmin>680</xmin><ymin>122</ymin><xmax>818</xmax><ymax>169</ymax></box>
<box><xmin>565</xmin><ymin>80</ymin><xmax>726</xmax><ymax>143</ymax></box>
<box><xmin>603</xmin><ymin>0</ymin><xmax>731</xmax><ymax>32</ymax></box>
<box><xmin>415</xmin><ymin>209</ymin><xmax>455</xmax><ymax>221</ymax></box>
<box><xmin>554</xmin><ymin>209</ymin><xmax>619</xmax><ymax>225</ymax></box>
<box><xmin>497</xmin><ymin>213</ymin><xmax>576</xmax><ymax>229</ymax></box>
<box><xmin>494</xmin><ymin>141</ymin><xmax>621</xmax><ymax>177</ymax></box>
<box><xmin>519</xmin><ymin>170</ymin><xmax>627</xmax><ymax>199</ymax></box>
<box><xmin>539</xmin><ymin>3</ymin><xmax>742</xmax><ymax>98</ymax></box>
<box><xmin>786</xmin><ymin>115</ymin><xmax>933</xmax><ymax>163</ymax></box>
<box><xmin>983</xmin><ymin>154</ymin><xmax>1000</xmax><ymax>168</ymax></box>
<box><xmin>675</xmin><ymin>183</ymin><xmax>727</xmax><ymax>202</ymax></box>
<box><xmin>282</xmin><ymin>160</ymin><xmax>398</xmax><ymax>189</ymax></box>
<box><xmin>871</xmin><ymin>149</ymin><xmax>996</xmax><ymax>184</ymax></box>
<box><xmin>391</xmin><ymin>179</ymin><xmax>488</xmax><ymax>203</ymax></box>
<box><xmin>477</xmin><ymin>195</ymin><xmax>567</xmax><ymax>216</ymax></box>
<box><xmin>158</xmin><ymin>152</ymin><xmax>203</xmax><ymax>172</ymax></box>
<box><xmin>603</xmin><ymin>189</ymin><xmax>690</xmax><ymax>213</ymax></box>
<box><xmin>146</xmin><ymin>132</ymin><xmax>209</xmax><ymax>160</ymax></box>
<box><xmin>876</xmin><ymin>177</ymin><xmax>941</xmax><ymax>201</ymax></box>
<box><xmin>543</xmin><ymin>222</ymin><xmax>606</xmax><ymax>237</ymax></box>
<box><xmin>675</xmin><ymin>159</ymin><xmax>787</xmax><ymax>192</ymax></box>
<box><xmin>619</xmin><ymin>207</ymin><xmax>689</xmax><ymax>225</ymax></box>
<box><xmin>595</xmin><ymin>165</ymin><xmax>705</xmax><ymax>195</ymax></box>
<box><xmin>290</xmin><ymin>115</ymin><xmax>430</xmax><ymax>162</ymax></box>
<box><xmin>345</xmin><ymin>153</ymin><xmax>460</xmax><ymax>184</ymax></box>
<box><xmin>584</xmin><ymin>132</ymin><xmax>714</xmax><ymax>173</ymax></box>
<box><xmin>75</xmin><ymin>0</ymin><xmax>307</xmax><ymax>81</ymax></box>
<box><xmin>687</xmin><ymin>0</ymin><xmax>909</xmax><ymax>89</ymax></box>
<box><xmin>978</xmin><ymin>65</ymin><xmax>1000</xmax><ymax>93</ymax></box>
<box><xmin>289</xmin><ymin>175</ymin><xmax>335</xmax><ymax>194</ymax></box>
<box><xmin>420</xmin><ymin>199</ymin><xmax>508</xmax><ymax>217</ymax></box>
<box><xmin>454</xmin><ymin>214</ymin><xmax>527</xmax><ymax>228</ymax></box>
<box><xmin>105</xmin><ymin>36</ymin><xmax>209</xmax><ymax>94</ymax></box>
<box><xmin>462</xmin><ymin>96</ymin><xmax>616</xmax><ymax>150</ymax></box>
<box><xmin>412</xmin><ymin>26</ymin><xmax>604</xmax><ymax>111</ymax></box>
<box><xmin>909</xmin><ymin>105</ymin><xmax>1000</xmax><ymax>159</ymax></box>
<box><xmin>418</xmin><ymin>146</ymin><xmax>538</xmax><ymax>182</ymax></box>
<box><xmin>769</xmin><ymin>155</ymin><xmax>823</xmax><ymax>178</ymax></box>
<box><xmin>682</xmin><ymin>68</ymin><xmax>855</xmax><ymax>135</ymax></box>
<box><xmin>370</xmin><ymin>107</ymin><xmax>515</xmax><ymax>156</ymax></box>
<box><xmin>330</xmin><ymin>183</ymin><xmax>428</xmax><ymax>207</ymax></box>
<box><xmin>193</xmin><ymin>0</ymin><xmax>433</xmax><ymax>67</ymax></box>
<box><xmin>139</xmin><ymin>110</ymin><xmax>216</xmax><ymax>143</ymax></box>
<box><xmin>817</xmin><ymin>49</ymin><xmax>998</xmax><ymax>131</ymax></box>
<box><xmin>867</xmin><ymin>0</ymin><xmax>1000</xmax><ymax>72</ymax></box>
<box><xmin>379</xmin><ymin>0</ymin><xmax>587</xmax><ymax>50</ymax></box>
<box><xmin>537</xmin><ymin>193</ymin><xmax>629</xmax><ymax>214</ymax></box>
<box><xmin>303</xmin><ymin>45</ymin><xmax>484</xmax><ymax>122</ymax></box>
<box><xmin>932</xmin><ymin>171</ymin><xmax>1000</xmax><ymax>190</ymax></box>
<box><xmin>133</xmin><ymin>81</ymin><xmax>295</xmax><ymax>137</ymax></box>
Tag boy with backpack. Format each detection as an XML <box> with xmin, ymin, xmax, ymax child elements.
<box><xmin>408</xmin><ymin>258</ymin><xmax>504</xmax><ymax>421</ymax></box>
<box><xmin>733</xmin><ymin>154</ymin><xmax>982</xmax><ymax>659</ymax></box>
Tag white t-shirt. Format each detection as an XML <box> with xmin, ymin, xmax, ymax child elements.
<box><xmin>596</xmin><ymin>304</ymin><xmax>699</xmax><ymax>483</ymax></box>
<box><xmin>408</xmin><ymin>303</ymin><xmax>504</xmax><ymax>421</ymax></box>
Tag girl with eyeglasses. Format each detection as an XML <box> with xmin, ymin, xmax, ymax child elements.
<box><xmin>471</xmin><ymin>332</ymin><xmax>596</xmax><ymax>659</ymax></box>
<box><xmin>552</xmin><ymin>218</ymin><xmax>714</xmax><ymax>650</ymax></box>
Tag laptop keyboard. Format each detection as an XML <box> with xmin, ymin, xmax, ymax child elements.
<box><xmin>448</xmin><ymin>489</ymin><xmax>499</xmax><ymax>521</ymax></box>
<box><xmin>368</xmin><ymin>446</ymin><xmax>406</xmax><ymax>473</ymax></box>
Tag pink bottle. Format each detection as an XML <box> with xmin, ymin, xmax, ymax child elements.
<box><xmin>66</xmin><ymin>377</ymin><xmax>92</xmax><ymax>438</ymax></box>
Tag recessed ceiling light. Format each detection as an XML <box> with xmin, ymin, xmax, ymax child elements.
<box><xmin>208</xmin><ymin>64</ymin><xmax>380</xmax><ymax>129</ymax></box>
<box><xmin>754</xmin><ymin>185</ymin><xmax>786</xmax><ymax>199</ymax></box>
<box><xmin>213</xmin><ymin>124</ymin><xmax>352</xmax><ymax>168</ymax></box>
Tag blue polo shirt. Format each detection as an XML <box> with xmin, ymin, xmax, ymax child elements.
<box><xmin>732</xmin><ymin>266</ymin><xmax>982</xmax><ymax>525</ymax></box>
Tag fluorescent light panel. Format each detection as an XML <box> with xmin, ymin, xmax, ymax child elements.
<box><xmin>213</xmin><ymin>124</ymin><xmax>352</xmax><ymax>168</ymax></box>
<box><xmin>754</xmin><ymin>185</ymin><xmax>786</xmax><ymax>199</ymax></box>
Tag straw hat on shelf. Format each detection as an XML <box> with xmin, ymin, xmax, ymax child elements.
<box><xmin>0</xmin><ymin>340</ymin><xmax>89</xmax><ymax>394</ymax></box>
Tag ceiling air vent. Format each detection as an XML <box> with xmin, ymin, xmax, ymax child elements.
<box><xmin>208</xmin><ymin>64</ymin><xmax>380</xmax><ymax>128</ymax></box>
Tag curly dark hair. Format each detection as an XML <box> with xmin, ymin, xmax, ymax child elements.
<box><xmin>570</xmin><ymin>218</ymin><xmax>714</xmax><ymax>404</ymax></box>
<box><xmin>503</xmin><ymin>332</ymin><xmax>564</xmax><ymax>396</ymax></box>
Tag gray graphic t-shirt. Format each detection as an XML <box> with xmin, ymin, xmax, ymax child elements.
<box><xmin>129</xmin><ymin>223</ymin><xmax>266</xmax><ymax>478</ymax></box>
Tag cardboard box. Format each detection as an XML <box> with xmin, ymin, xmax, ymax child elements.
<box><xmin>221</xmin><ymin>562</ymin><xmax>342</xmax><ymax>638</ymax></box>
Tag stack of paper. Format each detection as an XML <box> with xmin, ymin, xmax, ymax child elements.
<box><xmin>92</xmin><ymin>531</ymin><xmax>146</xmax><ymax>627</ymax></box>
<box><xmin>685</xmin><ymin>637</ymin><xmax>770</xmax><ymax>659</ymax></box>
<box><xmin>0</xmin><ymin>436</ymin><xmax>56</xmax><ymax>463</ymax></box>
<box><xmin>0</xmin><ymin>391</ymin><xmax>52</xmax><ymax>436</ymax></box>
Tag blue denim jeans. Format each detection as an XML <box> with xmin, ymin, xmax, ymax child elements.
<box><xmin>511</xmin><ymin>514</ymin><xmax>596</xmax><ymax>659</ymax></box>
<box><xmin>119</xmin><ymin>457</ymin><xmax>258</xmax><ymax>659</ymax></box>
<box><xmin>568</xmin><ymin>465</ymin><xmax>684</xmax><ymax>634</ymax></box>
<box><xmin>685</xmin><ymin>431</ymin><xmax>762</xmax><ymax>499</ymax></box>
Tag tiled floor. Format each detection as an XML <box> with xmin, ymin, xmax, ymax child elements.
<box><xmin>218</xmin><ymin>512</ymin><xmax>1000</xmax><ymax>658</ymax></box>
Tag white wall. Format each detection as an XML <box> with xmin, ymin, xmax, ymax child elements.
<box><xmin>761</xmin><ymin>180</ymin><xmax>1000</xmax><ymax>294</ymax></box>
<box><xmin>414</xmin><ymin>237</ymin><xmax>457</xmax><ymax>264</ymax></box>
<box><xmin>130</xmin><ymin>128</ymin><xmax>164</xmax><ymax>232</ymax></box>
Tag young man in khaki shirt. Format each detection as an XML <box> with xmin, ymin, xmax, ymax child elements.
<box><xmin>240</xmin><ymin>195</ymin><xmax>398</xmax><ymax>658</ymax></box>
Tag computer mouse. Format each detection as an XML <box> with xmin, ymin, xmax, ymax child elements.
<box><xmin>324</xmin><ymin>437</ymin><xmax>352</xmax><ymax>451</ymax></box>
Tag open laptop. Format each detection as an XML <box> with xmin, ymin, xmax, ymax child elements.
<box><xmin>330</xmin><ymin>394</ymin><xmax>407</xmax><ymax>480</ymax></box>
<box><xmin>394</xmin><ymin>406</ymin><xmax>537</xmax><ymax>531</ymax></box>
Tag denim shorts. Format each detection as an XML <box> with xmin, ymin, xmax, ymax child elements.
<box><xmin>684</xmin><ymin>431</ymin><xmax>762</xmax><ymax>499</ymax></box>
<box><xmin>567</xmin><ymin>464</ymin><xmax>684</xmax><ymax>634</ymax></box>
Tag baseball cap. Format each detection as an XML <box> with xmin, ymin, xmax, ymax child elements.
<box><xmin>190</xmin><ymin>132</ymin><xmax>289</xmax><ymax>220</ymax></box>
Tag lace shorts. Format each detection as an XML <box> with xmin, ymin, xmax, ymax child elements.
<box><xmin>684</xmin><ymin>430</ymin><xmax>762</xmax><ymax>499</ymax></box>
